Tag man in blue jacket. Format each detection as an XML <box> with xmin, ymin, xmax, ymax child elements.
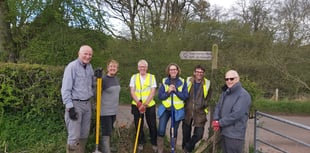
<box><xmin>212</xmin><ymin>70</ymin><xmax>252</xmax><ymax>153</ymax></box>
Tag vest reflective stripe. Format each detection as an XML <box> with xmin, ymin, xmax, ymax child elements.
<box><xmin>131</xmin><ymin>73</ymin><xmax>156</xmax><ymax>106</ymax></box>
<box><xmin>162</xmin><ymin>78</ymin><xmax>185</xmax><ymax>110</ymax></box>
<box><xmin>186</xmin><ymin>77</ymin><xmax>210</xmax><ymax>98</ymax></box>
<box><xmin>187</xmin><ymin>77</ymin><xmax>210</xmax><ymax>113</ymax></box>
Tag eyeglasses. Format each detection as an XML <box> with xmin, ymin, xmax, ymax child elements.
<box><xmin>169</xmin><ymin>69</ymin><xmax>177</xmax><ymax>71</ymax></box>
<box><xmin>225</xmin><ymin>77</ymin><xmax>235</xmax><ymax>81</ymax></box>
<box><xmin>195</xmin><ymin>71</ymin><xmax>204</xmax><ymax>74</ymax></box>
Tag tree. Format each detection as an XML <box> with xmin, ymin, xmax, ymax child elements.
<box><xmin>234</xmin><ymin>0</ymin><xmax>275</xmax><ymax>32</ymax></box>
<box><xmin>103</xmin><ymin>0</ymin><xmax>141</xmax><ymax>41</ymax></box>
<box><xmin>0</xmin><ymin>0</ymin><xmax>109</xmax><ymax>63</ymax></box>
<box><xmin>274</xmin><ymin>0</ymin><xmax>310</xmax><ymax>46</ymax></box>
<box><xmin>0</xmin><ymin>0</ymin><xmax>15</xmax><ymax>62</ymax></box>
<box><xmin>103</xmin><ymin>0</ymin><xmax>212</xmax><ymax>41</ymax></box>
<box><xmin>190</xmin><ymin>0</ymin><xmax>211</xmax><ymax>22</ymax></box>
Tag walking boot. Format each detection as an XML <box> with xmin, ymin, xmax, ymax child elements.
<box><xmin>152</xmin><ymin>145</ymin><xmax>158</xmax><ymax>153</ymax></box>
<box><xmin>136</xmin><ymin>144</ymin><xmax>143</xmax><ymax>153</ymax></box>
<box><xmin>66</xmin><ymin>143</ymin><xmax>79</xmax><ymax>153</ymax></box>
<box><xmin>100</xmin><ymin>136</ymin><xmax>111</xmax><ymax>153</ymax></box>
<box><xmin>79</xmin><ymin>138</ymin><xmax>88</xmax><ymax>153</ymax></box>
<box><xmin>157</xmin><ymin>137</ymin><xmax>164</xmax><ymax>153</ymax></box>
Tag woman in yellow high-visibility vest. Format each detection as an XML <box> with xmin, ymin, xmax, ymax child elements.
<box><xmin>157</xmin><ymin>63</ymin><xmax>189</xmax><ymax>153</ymax></box>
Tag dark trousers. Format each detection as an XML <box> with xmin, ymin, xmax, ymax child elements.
<box><xmin>131</xmin><ymin>104</ymin><xmax>157</xmax><ymax>146</ymax></box>
<box><xmin>221</xmin><ymin>135</ymin><xmax>244</xmax><ymax>153</ymax></box>
<box><xmin>182</xmin><ymin>119</ymin><xmax>204</xmax><ymax>152</ymax></box>
<box><xmin>100</xmin><ymin>115</ymin><xmax>116</xmax><ymax>136</ymax></box>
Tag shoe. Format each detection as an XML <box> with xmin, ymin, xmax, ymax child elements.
<box><xmin>152</xmin><ymin>145</ymin><xmax>158</xmax><ymax>153</ymax></box>
<box><xmin>138</xmin><ymin>144</ymin><xmax>143</xmax><ymax>152</ymax></box>
<box><xmin>183</xmin><ymin>148</ymin><xmax>190</xmax><ymax>153</ymax></box>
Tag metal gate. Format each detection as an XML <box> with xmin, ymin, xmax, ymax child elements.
<box><xmin>254</xmin><ymin>111</ymin><xmax>310</xmax><ymax>153</ymax></box>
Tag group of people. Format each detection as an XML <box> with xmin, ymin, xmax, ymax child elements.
<box><xmin>61</xmin><ymin>45</ymin><xmax>252</xmax><ymax>153</ymax></box>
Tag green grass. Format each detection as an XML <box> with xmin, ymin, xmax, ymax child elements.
<box><xmin>0</xmin><ymin>113</ymin><xmax>67</xmax><ymax>153</ymax></box>
<box><xmin>253</xmin><ymin>99</ymin><xmax>310</xmax><ymax>115</ymax></box>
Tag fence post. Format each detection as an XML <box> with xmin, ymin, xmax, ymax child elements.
<box><xmin>244</xmin><ymin>127</ymin><xmax>250</xmax><ymax>153</ymax></box>
<box><xmin>275</xmin><ymin>88</ymin><xmax>278</xmax><ymax>101</ymax></box>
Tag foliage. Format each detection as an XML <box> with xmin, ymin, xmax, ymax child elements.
<box><xmin>1</xmin><ymin>0</ymin><xmax>309</xmax><ymax>99</ymax></box>
<box><xmin>0</xmin><ymin>63</ymin><xmax>63</xmax><ymax>116</ymax></box>
<box><xmin>19</xmin><ymin>25</ymin><xmax>109</xmax><ymax>66</ymax></box>
<box><xmin>1</xmin><ymin>0</ymin><xmax>109</xmax><ymax>62</ymax></box>
<box><xmin>0</xmin><ymin>114</ymin><xmax>66</xmax><ymax>153</ymax></box>
<box><xmin>0</xmin><ymin>62</ymin><xmax>65</xmax><ymax>152</ymax></box>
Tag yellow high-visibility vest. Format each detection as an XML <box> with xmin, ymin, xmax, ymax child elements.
<box><xmin>161</xmin><ymin>77</ymin><xmax>185</xmax><ymax>110</ymax></box>
<box><xmin>131</xmin><ymin>73</ymin><xmax>156</xmax><ymax>107</ymax></box>
<box><xmin>187</xmin><ymin>77</ymin><xmax>210</xmax><ymax>113</ymax></box>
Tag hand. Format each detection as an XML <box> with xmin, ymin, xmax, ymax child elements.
<box><xmin>168</xmin><ymin>84</ymin><xmax>176</xmax><ymax>93</ymax></box>
<box><xmin>212</xmin><ymin>120</ymin><xmax>220</xmax><ymax>132</ymax></box>
<box><xmin>94</xmin><ymin>67</ymin><xmax>103</xmax><ymax>78</ymax></box>
<box><xmin>136</xmin><ymin>101</ymin><xmax>145</xmax><ymax>114</ymax></box>
<box><xmin>69</xmin><ymin>107</ymin><xmax>78</xmax><ymax>120</ymax></box>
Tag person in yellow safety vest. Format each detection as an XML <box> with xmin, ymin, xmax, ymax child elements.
<box><xmin>182</xmin><ymin>65</ymin><xmax>212</xmax><ymax>153</ymax></box>
<box><xmin>129</xmin><ymin>59</ymin><xmax>158</xmax><ymax>153</ymax></box>
<box><xmin>157</xmin><ymin>63</ymin><xmax>189</xmax><ymax>153</ymax></box>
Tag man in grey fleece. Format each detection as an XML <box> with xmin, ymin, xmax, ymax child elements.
<box><xmin>212</xmin><ymin>70</ymin><xmax>252</xmax><ymax>153</ymax></box>
<box><xmin>61</xmin><ymin>45</ymin><xmax>95</xmax><ymax>153</ymax></box>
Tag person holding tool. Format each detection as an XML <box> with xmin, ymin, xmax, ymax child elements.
<box><xmin>212</xmin><ymin>70</ymin><xmax>252</xmax><ymax>153</ymax></box>
<box><xmin>182</xmin><ymin>65</ymin><xmax>212</xmax><ymax>153</ymax></box>
<box><xmin>99</xmin><ymin>60</ymin><xmax>120</xmax><ymax>153</ymax></box>
<box><xmin>61</xmin><ymin>45</ymin><xmax>95</xmax><ymax>153</ymax></box>
<box><xmin>157</xmin><ymin>63</ymin><xmax>188</xmax><ymax>153</ymax></box>
<box><xmin>129</xmin><ymin>59</ymin><xmax>158</xmax><ymax>153</ymax></box>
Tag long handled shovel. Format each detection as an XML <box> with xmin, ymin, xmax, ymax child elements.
<box><xmin>133</xmin><ymin>113</ymin><xmax>143</xmax><ymax>153</ymax></box>
<box><xmin>170</xmin><ymin>93</ymin><xmax>175</xmax><ymax>153</ymax></box>
<box><xmin>94</xmin><ymin>68</ymin><xmax>103</xmax><ymax>153</ymax></box>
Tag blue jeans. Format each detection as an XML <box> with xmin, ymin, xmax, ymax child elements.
<box><xmin>158</xmin><ymin>109</ymin><xmax>181</xmax><ymax>138</ymax></box>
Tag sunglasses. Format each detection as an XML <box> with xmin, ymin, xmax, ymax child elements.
<box><xmin>225</xmin><ymin>77</ymin><xmax>235</xmax><ymax>81</ymax></box>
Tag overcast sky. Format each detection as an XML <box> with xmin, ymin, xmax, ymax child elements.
<box><xmin>208</xmin><ymin>0</ymin><xmax>236</xmax><ymax>8</ymax></box>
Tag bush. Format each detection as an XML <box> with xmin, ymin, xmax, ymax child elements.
<box><xmin>0</xmin><ymin>62</ymin><xmax>63</xmax><ymax>117</ymax></box>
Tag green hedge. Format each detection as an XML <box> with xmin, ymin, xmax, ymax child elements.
<box><xmin>0</xmin><ymin>62</ymin><xmax>66</xmax><ymax>152</ymax></box>
<box><xmin>0</xmin><ymin>62</ymin><xmax>63</xmax><ymax>116</ymax></box>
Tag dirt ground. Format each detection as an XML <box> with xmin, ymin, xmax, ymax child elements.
<box><xmin>115</xmin><ymin>105</ymin><xmax>310</xmax><ymax>153</ymax></box>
